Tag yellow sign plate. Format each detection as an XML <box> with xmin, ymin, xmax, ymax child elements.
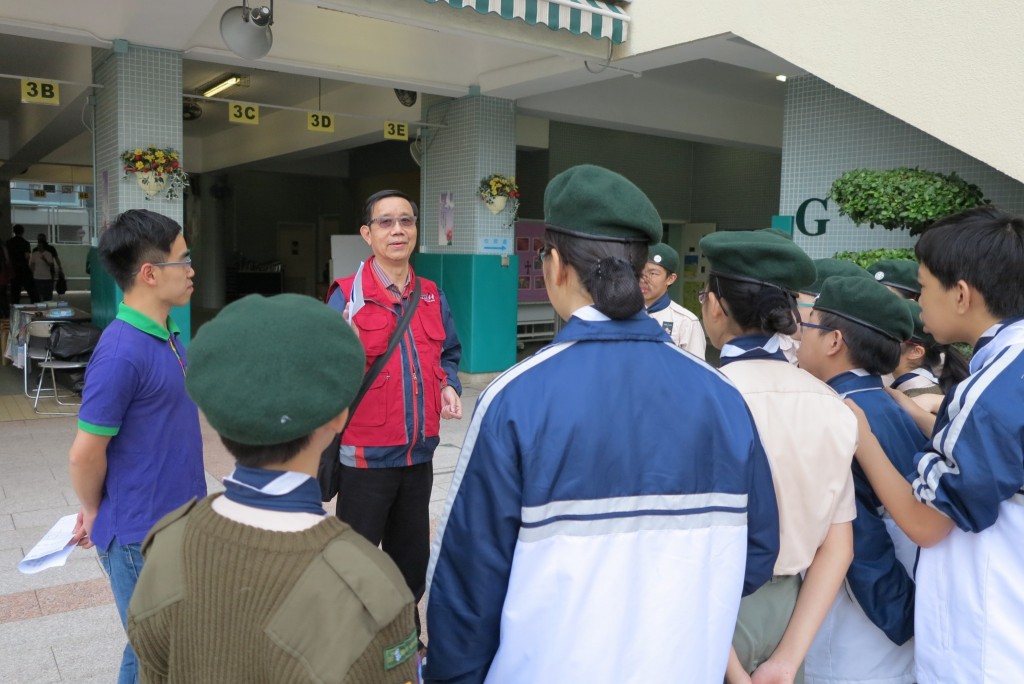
<box><xmin>21</xmin><ymin>79</ymin><xmax>60</xmax><ymax>105</ymax></box>
<box><xmin>384</xmin><ymin>121</ymin><xmax>409</xmax><ymax>141</ymax></box>
<box><xmin>307</xmin><ymin>111</ymin><xmax>335</xmax><ymax>132</ymax></box>
<box><xmin>228</xmin><ymin>102</ymin><xmax>260</xmax><ymax>125</ymax></box>
<box><xmin>78</xmin><ymin>191</ymin><xmax>91</xmax><ymax>200</ymax></box>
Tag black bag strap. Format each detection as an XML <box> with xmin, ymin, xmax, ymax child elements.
<box><xmin>342</xmin><ymin>276</ymin><xmax>421</xmax><ymax>431</ymax></box>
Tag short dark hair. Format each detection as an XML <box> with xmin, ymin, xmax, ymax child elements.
<box><xmin>819</xmin><ymin>311</ymin><xmax>901</xmax><ymax>375</ymax></box>
<box><xmin>362</xmin><ymin>190</ymin><xmax>419</xmax><ymax>226</ymax></box>
<box><xmin>545</xmin><ymin>229</ymin><xmax>647</xmax><ymax>319</ymax></box>
<box><xmin>916</xmin><ymin>206</ymin><xmax>1024</xmax><ymax>318</ymax></box>
<box><xmin>98</xmin><ymin>209</ymin><xmax>182</xmax><ymax>291</ymax></box>
<box><xmin>711</xmin><ymin>274</ymin><xmax>798</xmax><ymax>336</ymax></box>
<box><xmin>12</xmin><ymin>224</ymin><xmax>24</xmax><ymax>236</ymax></box>
<box><xmin>219</xmin><ymin>433</ymin><xmax>314</xmax><ymax>469</ymax></box>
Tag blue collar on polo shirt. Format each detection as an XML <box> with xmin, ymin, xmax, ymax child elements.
<box><xmin>116</xmin><ymin>302</ymin><xmax>181</xmax><ymax>340</ymax></box>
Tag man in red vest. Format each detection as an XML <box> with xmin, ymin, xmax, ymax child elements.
<box><xmin>326</xmin><ymin>189</ymin><xmax>462</xmax><ymax>644</ymax></box>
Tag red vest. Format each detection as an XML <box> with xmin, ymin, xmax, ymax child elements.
<box><xmin>328</xmin><ymin>261</ymin><xmax>447</xmax><ymax>448</ymax></box>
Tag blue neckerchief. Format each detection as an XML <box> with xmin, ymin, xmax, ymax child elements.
<box><xmin>891</xmin><ymin>367</ymin><xmax>938</xmax><ymax>389</ymax></box>
<box><xmin>223</xmin><ymin>464</ymin><xmax>326</xmax><ymax>516</ymax></box>
<box><xmin>970</xmin><ymin>316</ymin><xmax>1024</xmax><ymax>373</ymax></box>
<box><xmin>719</xmin><ymin>334</ymin><xmax>789</xmax><ymax>367</ymax></box>
<box><xmin>827</xmin><ymin>369</ymin><xmax>884</xmax><ymax>398</ymax></box>
<box><xmin>646</xmin><ymin>292</ymin><xmax>672</xmax><ymax>314</ymax></box>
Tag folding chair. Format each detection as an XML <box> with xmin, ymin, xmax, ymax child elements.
<box><xmin>26</xmin><ymin>320</ymin><xmax>89</xmax><ymax>415</ymax></box>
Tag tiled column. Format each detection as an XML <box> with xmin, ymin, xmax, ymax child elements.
<box><xmin>416</xmin><ymin>96</ymin><xmax>518</xmax><ymax>372</ymax></box>
<box><xmin>91</xmin><ymin>43</ymin><xmax>188</xmax><ymax>336</ymax></box>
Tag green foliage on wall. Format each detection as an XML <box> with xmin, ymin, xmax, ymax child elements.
<box><xmin>833</xmin><ymin>247</ymin><xmax>916</xmax><ymax>269</ymax></box>
<box><xmin>828</xmin><ymin>167</ymin><xmax>986</xmax><ymax>235</ymax></box>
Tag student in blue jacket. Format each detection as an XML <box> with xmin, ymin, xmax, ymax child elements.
<box><xmin>423</xmin><ymin>165</ymin><xmax>779</xmax><ymax>684</ymax></box>
<box><xmin>849</xmin><ymin>206</ymin><xmax>1024</xmax><ymax>683</ymax></box>
<box><xmin>798</xmin><ymin>276</ymin><xmax>926</xmax><ymax>684</ymax></box>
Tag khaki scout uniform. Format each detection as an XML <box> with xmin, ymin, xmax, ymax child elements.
<box><xmin>127</xmin><ymin>497</ymin><xmax>419</xmax><ymax>684</ymax></box>
<box><xmin>648</xmin><ymin>300</ymin><xmax>707</xmax><ymax>358</ymax></box>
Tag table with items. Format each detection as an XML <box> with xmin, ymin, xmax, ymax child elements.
<box><xmin>5</xmin><ymin>303</ymin><xmax>93</xmax><ymax>369</ymax></box>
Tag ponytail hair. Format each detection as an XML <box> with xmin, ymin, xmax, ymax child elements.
<box><xmin>545</xmin><ymin>229</ymin><xmax>647</xmax><ymax>319</ymax></box>
<box><xmin>710</xmin><ymin>273</ymin><xmax>799</xmax><ymax>336</ymax></box>
<box><xmin>920</xmin><ymin>341</ymin><xmax>970</xmax><ymax>394</ymax></box>
<box><xmin>905</xmin><ymin>337</ymin><xmax>970</xmax><ymax>393</ymax></box>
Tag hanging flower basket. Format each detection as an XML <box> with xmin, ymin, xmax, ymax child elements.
<box><xmin>484</xmin><ymin>195</ymin><xmax>507</xmax><ymax>214</ymax></box>
<box><xmin>479</xmin><ymin>174</ymin><xmax>519</xmax><ymax>208</ymax></box>
<box><xmin>121</xmin><ymin>146</ymin><xmax>188</xmax><ymax>200</ymax></box>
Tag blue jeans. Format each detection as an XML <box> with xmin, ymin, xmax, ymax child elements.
<box><xmin>97</xmin><ymin>539</ymin><xmax>143</xmax><ymax>684</ymax></box>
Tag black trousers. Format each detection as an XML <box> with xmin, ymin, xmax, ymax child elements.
<box><xmin>335</xmin><ymin>461</ymin><xmax>433</xmax><ymax>630</ymax></box>
<box><xmin>10</xmin><ymin>275</ymin><xmax>39</xmax><ymax>304</ymax></box>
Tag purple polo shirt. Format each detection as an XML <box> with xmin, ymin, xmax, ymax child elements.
<box><xmin>77</xmin><ymin>303</ymin><xmax>206</xmax><ymax>550</ymax></box>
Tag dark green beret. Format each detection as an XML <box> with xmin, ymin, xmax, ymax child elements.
<box><xmin>814</xmin><ymin>276</ymin><xmax>914</xmax><ymax>342</ymax></box>
<box><xmin>698</xmin><ymin>229</ymin><xmax>816</xmax><ymax>292</ymax></box>
<box><xmin>802</xmin><ymin>258</ymin><xmax>873</xmax><ymax>295</ymax></box>
<box><xmin>544</xmin><ymin>165</ymin><xmax>662</xmax><ymax>244</ymax></box>
<box><xmin>186</xmin><ymin>294</ymin><xmax>365</xmax><ymax>446</ymax></box>
<box><xmin>647</xmin><ymin>243</ymin><xmax>679</xmax><ymax>274</ymax></box>
<box><xmin>867</xmin><ymin>259</ymin><xmax>920</xmax><ymax>295</ymax></box>
<box><xmin>905</xmin><ymin>300</ymin><xmax>936</xmax><ymax>347</ymax></box>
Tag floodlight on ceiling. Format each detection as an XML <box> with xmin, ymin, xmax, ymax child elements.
<box><xmin>202</xmin><ymin>75</ymin><xmax>242</xmax><ymax>98</ymax></box>
<box><xmin>220</xmin><ymin>0</ymin><xmax>274</xmax><ymax>60</ymax></box>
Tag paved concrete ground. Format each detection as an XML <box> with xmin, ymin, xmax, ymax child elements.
<box><xmin>0</xmin><ymin>368</ymin><xmax>490</xmax><ymax>683</ymax></box>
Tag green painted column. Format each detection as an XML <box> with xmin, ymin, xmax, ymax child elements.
<box><xmin>418</xmin><ymin>95</ymin><xmax>517</xmax><ymax>372</ymax></box>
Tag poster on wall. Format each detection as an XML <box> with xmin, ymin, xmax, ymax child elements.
<box><xmin>438</xmin><ymin>192</ymin><xmax>454</xmax><ymax>246</ymax></box>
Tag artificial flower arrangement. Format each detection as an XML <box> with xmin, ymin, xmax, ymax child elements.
<box><xmin>478</xmin><ymin>173</ymin><xmax>520</xmax><ymax>202</ymax></box>
<box><xmin>120</xmin><ymin>146</ymin><xmax>188</xmax><ymax>200</ymax></box>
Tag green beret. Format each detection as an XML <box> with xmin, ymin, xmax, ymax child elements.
<box><xmin>698</xmin><ymin>229</ymin><xmax>816</xmax><ymax>292</ymax></box>
<box><xmin>802</xmin><ymin>258</ymin><xmax>873</xmax><ymax>295</ymax></box>
<box><xmin>186</xmin><ymin>294</ymin><xmax>365</xmax><ymax>445</ymax></box>
<box><xmin>814</xmin><ymin>276</ymin><xmax>914</xmax><ymax>342</ymax></box>
<box><xmin>544</xmin><ymin>165</ymin><xmax>662</xmax><ymax>244</ymax></box>
<box><xmin>647</xmin><ymin>243</ymin><xmax>679</xmax><ymax>274</ymax></box>
<box><xmin>905</xmin><ymin>300</ymin><xmax>936</xmax><ymax>347</ymax></box>
<box><xmin>867</xmin><ymin>259</ymin><xmax>920</xmax><ymax>295</ymax></box>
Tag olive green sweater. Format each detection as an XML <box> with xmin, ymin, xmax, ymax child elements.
<box><xmin>127</xmin><ymin>496</ymin><xmax>418</xmax><ymax>684</ymax></box>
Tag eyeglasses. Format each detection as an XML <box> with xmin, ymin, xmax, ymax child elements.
<box><xmin>538</xmin><ymin>244</ymin><xmax>552</xmax><ymax>261</ymax></box>
<box><xmin>369</xmin><ymin>215</ymin><xmax>417</xmax><ymax>230</ymax></box>
<box><xmin>152</xmin><ymin>257</ymin><xmax>193</xmax><ymax>269</ymax></box>
<box><xmin>796</xmin><ymin>301</ymin><xmax>816</xmax><ymax>308</ymax></box>
<box><xmin>697</xmin><ymin>289</ymin><xmax>708</xmax><ymax>304</ymax></box>
<box><xmin>800</xmin><ymin>321</ymin><xmax>836</xmax><ymax>332</ymax></box>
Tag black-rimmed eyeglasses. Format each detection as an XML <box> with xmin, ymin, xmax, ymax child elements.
<box><xmin>800</xmin><ymin>321</ymin><xmax>835</xmax><ymax>332</ymax></box>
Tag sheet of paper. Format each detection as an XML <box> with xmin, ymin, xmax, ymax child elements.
<box><xmin>347</xmin><ymin>260</ymin><xmax>366</xmax><ymax>323</ymax></box>
<box><xmin>17</xmin><ymin>514</ymin><xmax>78</xmax><ymax>574</ymax></box>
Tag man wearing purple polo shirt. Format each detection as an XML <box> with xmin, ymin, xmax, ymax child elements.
<box><xmin>68</xmin><ymin>209</ymin><xmax>206</xmax><ymax>684</ymax></box>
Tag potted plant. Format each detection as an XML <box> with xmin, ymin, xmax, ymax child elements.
<box><xmin>828</xmin><ymin>167</ymin><xmax>986</xmax><ymax>236</ymax></box>
<box><xmin>478</xmin><ymin>173</ymin><xmax>519</xmax><ymax>214</ymax></box>
<box><xmin>121</xmin><ymin>146</ymin><xmax>188</xmax><ymax>200</ymax></box>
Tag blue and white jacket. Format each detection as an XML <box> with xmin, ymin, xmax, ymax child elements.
<box><xmin>909</xmin><ymin>319</ymin><xmax>1024</xmax><ymax>683</ymax></box>
<box><xmin>806</xmin><ymin>370</ymin><xmax>926</xmax><ymax>684</ymax></box>
<box><xmin>423</xmin><ymin>307</ymin><xmax>779</xmax><ymax>684</ymax></box>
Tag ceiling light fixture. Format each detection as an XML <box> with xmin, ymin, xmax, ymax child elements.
<box><xmin>202</xmin><ymin>75</ymin><xmax>243</xmax><ymax>98</ymax></box>
<box><xmin>776</xmin><ymin>74</ymin><xmax>788</xmax><ymax>82</ymax></box>
<box><xmin>220</xmin><ymin>0</ymin><xmax>274</xmax><ymax>60</ymax></box>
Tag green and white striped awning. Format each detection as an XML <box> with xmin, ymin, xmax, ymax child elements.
<box><xmin>425</xmin><ymin>0</ymin><xmax>630</xmax><ymax>44</ymax></box>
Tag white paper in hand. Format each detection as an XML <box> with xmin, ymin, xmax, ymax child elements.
<box><xmin>18</xmin><ymin>514</ymin><xmax>78</xmax><ymax>574</ymax></box>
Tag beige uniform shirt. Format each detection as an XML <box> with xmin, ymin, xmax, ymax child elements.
<box><xmin>720</xmin><ymin>359</ymin><xmax>857</xmax><ymax>575</ymax></box>
<box><xmin>647</xmin><ymin>300</ymin><xmax>707</xmax><ymax>359</ymax></box>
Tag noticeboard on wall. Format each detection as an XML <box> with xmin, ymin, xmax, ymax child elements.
<box><xmin>514</xmin><ymin>220</ymin><xmax>549</xmax><ymax>303</ymax></box>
